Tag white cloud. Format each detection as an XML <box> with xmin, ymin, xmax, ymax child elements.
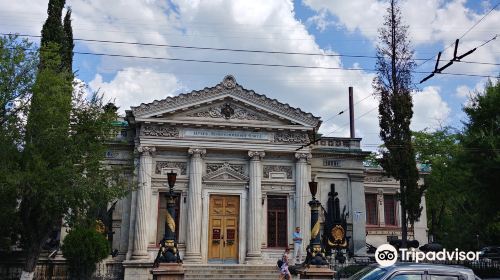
<box><xmin>88</xmin><ymin>68</ymin><xmax>182</xmax><ymax>114</ymax></box>
<box><xmin>306</xmin><ymin>8</ymin><xmax>335</xmax><ymax>32</ymax></box>
<box><xmin>303</xmin><ymin>0</ymin><xmax>500</xmax><ymax>74</ymax></box>
<box><xmin>1</xmin><ymin>0</ymin><xmax>467</xmax><ymax>147</ymax></box>
<box><xmin>412</xmin><ymin>86</ymin><xmax>451</xmax><ymax>131</ymax></box>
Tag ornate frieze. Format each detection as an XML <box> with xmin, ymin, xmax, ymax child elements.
<box><xmin>274</xmin><ymin>131</ymin><xmax>309</xmax><ymax>144</ymax></box>
<box><xmin>131</xmin><ymin>75</ymin><xmax>321</xmax><ymax>127</ymax></box>
<box><xmin>142</xmin><ymin>125</ymin><xmax>179</xmax><ymax>137</ymax></box>
<box><xmin>155</xmin><ymin>161</ymin><xmax>187</xmax><ymax>175</ymax></box>
<box><xmin>263</xmin><ymin>165</ymin><xmax>293</xmax><ymax>179</ymax></box>
<box><xmin>186</xmin><ymin>103</ymin><xmax>269</xmax><ymax>121</ymax></box>
<box><xmin>206</xmin><ymin>162</ymin><xmax>245</xmax><ymax>175</ymax></box>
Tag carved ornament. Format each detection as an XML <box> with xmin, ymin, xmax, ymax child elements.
<box><xmin>263</xmin><ymin>165</ymin><xmax>293</xmax><ymax>179</ymax></box>
<box><xmin>274</xmin><ymin>131</ymin><xmax>309</xmax><ymax>144</ymax></box>
<box><xmin>142</xmin><ymin>125</ymin><xmax>179</xmax><ymax>137</ymax></box>
<box><xmin>155</xmin><ymin>161</ymin><xmax>187</xmax><ymax>175</ymax></box>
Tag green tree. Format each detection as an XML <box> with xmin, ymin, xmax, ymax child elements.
<box><xmin>460</xmin><ymin>78</ymin><xmax>500</xmax><ymax>247</ymax></box>
<box><xmin>373</xmin><ymin>0</ymin><xmax>422</xmax><ymax>247</ymax></box>
<box><xmin>0</xmin><ymin>35</ymin><xmax>38</xmax><ymax>250</ymax></box>
<box><xmin>412</xmin><ymin>128</ymin><xmax>467</xmax><ymax>245</ymax></box>
<box><xmin>16</xmin><ymin>0</ymin><xmax>129</xmax><ymax>278</ymax></box>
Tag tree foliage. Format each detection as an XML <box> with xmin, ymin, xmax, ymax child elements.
<box><xmin>414</xmin><ymin>79</ymin><xmax>500</xmax><ymax>250</ymax></box>
<box><xmin>460</xmin><ymin>79</ymin><xmax>500</xmax><ymax>246</ymax></box>
<box><xmin>61</xmin><ymin>226</ymin><xmax>110</xmax><ymax>280</ymax></box>
<box><xmin>373</xmin><ymin>0</ymin><xmax>421</xmax><ymax>246</ymax></box>
<box><xmin>0</xmin><ymin>0</ymin><xmax>130</xmax><ymax>276</ymax></box>
<box><xmin>0</xmin><ymin>35</ymin><xmax>38</xmax><ymax>250</ymax></box>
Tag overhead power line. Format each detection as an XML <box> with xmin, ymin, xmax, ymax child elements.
<box><xmin>420</xmin><ymin>35</ymin><xmax>498</xmax><ymax>83</ymax></box>
<box><xmin>3</xmin><ymin>33</ymin><xmax>498</xmax><ymax>66</ymax></box>
<box><xmin>417</xmin><ymin>1</ymin><xmax>500</xmax><ymax>68</ymax></box>
<box><xmin>6</xmin><ymin>43</ymin><xmax>495</xmax><ymax>80</ymax></box>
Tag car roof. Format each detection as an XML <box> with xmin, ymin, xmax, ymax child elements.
<box><xmin>371</xmin><ymin>262</ymin><xmax>474</xmax><ymax>273</ymax></box>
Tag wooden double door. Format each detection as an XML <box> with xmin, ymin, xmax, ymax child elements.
<box><xmin>208</xmin><ymin>195</ymin><xmax>239</xmax><ymax>263</ymax></box>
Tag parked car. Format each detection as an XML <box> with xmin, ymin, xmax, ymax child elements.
<box><xmin>479</xmin><ymin>246</ymin><xmax>500</xmax><ymax>262</ymax></box>
<box><xmin>349</xmin><ymin>263</ymin><xmax>479</xmax><ymax>280</ymax></box>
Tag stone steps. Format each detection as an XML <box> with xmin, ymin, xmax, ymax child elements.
<box><xmin>184</xmin><ymin>265</ymin><xmax>280</xmax><ymax>280</ymax></box>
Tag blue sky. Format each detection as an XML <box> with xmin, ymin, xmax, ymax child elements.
<box><xmin>1</xmin><ymin>0</ymin><xmax>498</xmax><ymax>148</ymax></box>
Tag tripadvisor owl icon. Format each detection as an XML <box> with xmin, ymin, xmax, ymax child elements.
<box><xmin>375</xmin><ymin>244</ymin><xmax>398</xmax><ymax>267</ymax></box>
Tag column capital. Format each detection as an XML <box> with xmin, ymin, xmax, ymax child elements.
<box><xmin>295</xmin><ymin>152</ymin><xmax>312</xmax><ymax>162</ymax></box>
<box><xmin>248</xmin><ymin>150</ymin><xmax>265</xmax><ymax>160</ymax></box>
<box><xmin>137</xmin><ymin>145</ymin><xmax>156</xmax><ymax>156</ymax></box>
<box><xmin>188</xmin><ymin>148</ymin><xmax>206</xmax><ymax>157</ymax></box>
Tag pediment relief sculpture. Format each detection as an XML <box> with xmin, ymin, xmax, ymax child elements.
<box><xmin>185</xmin><ymin>102</ymin><xmax>270</xmax><ymax>121</ymax></box>
<box><xmin>203</xmin><ymin>162</ymin><xmax>249</xmax><ymax>181</ymax></box>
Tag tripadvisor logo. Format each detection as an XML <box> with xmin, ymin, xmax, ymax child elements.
<box><xmin>375</xmin><ymin>244</ymin><xmax>398</xmax><ymax>267</ymax></box>
<box><xmin>375</xmin><ymin>244</ymin><xmax>481</xmax><ymax>266</ymax></box>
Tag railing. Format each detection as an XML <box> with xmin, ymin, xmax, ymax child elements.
<box><xmin>0</xmin><ymin>261</ymin><xmax>124</xmax><ymax>280</ymax></box>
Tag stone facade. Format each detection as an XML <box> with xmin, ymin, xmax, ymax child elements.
<box><xmin>101</xmin><ymin>75</ymin><xmax>427</xmax><ymax>280</ymax></box>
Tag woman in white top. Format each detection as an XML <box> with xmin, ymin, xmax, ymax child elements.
<box><xmin>279</xmin><ymin>248</ymin><xmax>292</xmax><ymax>280</ymax></box>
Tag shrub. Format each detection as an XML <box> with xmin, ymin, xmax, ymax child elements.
<box><xmin>61</xmin><ymin>227</ymin><xmax>110</xmax><ymax>279</ymax></box>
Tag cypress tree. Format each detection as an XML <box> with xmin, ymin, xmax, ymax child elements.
<box><xmin>62</xmin><ymin>8</ymin><xmax>74</xmax><ymax>74</ymax></box>
<box><xmin>373</xmin><ymin>0</ymin><xmax>423</xmax><ymax>248</ymax></box>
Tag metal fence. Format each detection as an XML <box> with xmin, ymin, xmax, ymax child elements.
<box><xmin>0</xmin><ymin>261</ymin><xmax>124</xmax><ymax>280</ymax></box>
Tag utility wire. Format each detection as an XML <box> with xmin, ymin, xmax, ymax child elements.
<box><xmin>416</xmin><ymin>1</ymin><xmax>500</xmax><ymax>68</ymax></box>
<box><xmin>6</xmin><ymin>44</ymin><xmax>496</xmax><ymax>80</ymax></box>
<box><xmin>3</xmin><ymin>33</ymin><xmax>498</xmax><ymax>66</ymax></box>
<box><xmin>322</xmin><ymin>94</ymin><xmax>375</xmax><ymax>125</ymax></box>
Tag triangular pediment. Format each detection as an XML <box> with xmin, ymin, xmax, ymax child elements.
<box><xmin>130</xmin><ymin>75</ymin><xmax>321</xmax><ymax>128</ymax></box>
<box><xmin>203</xmin><ymin>162</ymin><xmax>249</xmax><ymax>182</ymax></box>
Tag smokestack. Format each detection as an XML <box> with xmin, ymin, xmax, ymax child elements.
<box><xmin>349</xmin><ymin>86</ymin><xmax>355</xmax><ymax>138</ymax></box>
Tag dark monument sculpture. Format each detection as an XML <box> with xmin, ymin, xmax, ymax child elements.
<box><xmin>306</xmin><ymin>179</ymin><xmax>328</xmax><ymax>266</ymax></box>
<box><xmin>153</xmin><ymin>170</ymin><xmax>182</xmax><ymax>267</ymax></box>
<box><xmin>322</xmin><ymin>184</ymin><xmax>350</xmax><ymax>263</ymax></box>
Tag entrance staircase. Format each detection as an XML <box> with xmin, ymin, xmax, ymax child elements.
<box><xmin>184</xmin><ymin>264</ymin><xmax>279</xmax><ymax>280</ymax></box>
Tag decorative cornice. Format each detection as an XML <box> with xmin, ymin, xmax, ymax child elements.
<box><xmin>137</xmin><ymin>145</ymin><xmax>156</xmax><ymax>156</ymax></box>
<box><xmin>130</xmin><ymin>75</ymin><xmax>321</xmax><ymax>127</ymax></box>
<box><xmin>295</xmin><ymin>152</ymin><xmax>312</xmax><ymax>161</ymax></box>
<box><xmin>188</xmin><ymin>148</ymin><xmax>206</xmax><ymax>157</ymax></box>
<box><xmin>248</xmin><ymin>150</ymin><xmax>266</xmax><ymax>160</ymax></box>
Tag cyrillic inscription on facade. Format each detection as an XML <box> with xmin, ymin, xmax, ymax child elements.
<box><xmin>184</xmin><ymin>128</ymin><xmax>270</xmax><ymax>141</ymax></box>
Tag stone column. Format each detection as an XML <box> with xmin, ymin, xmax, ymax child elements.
<box><xmin>246</xmin><ymin>151</ymin><xmax>265</xmax><ymax>263</ymax></box>
<box><xmin>131</xmin><ymin>145</ymin><xmax>155</xmax><ymax>260</ymax></box>
<box><xmin>295</xmin><ymin>152</ymin><xmax>312</xmax><ymax>251</ymax></box>
<box><xmin>184</xmin><ymin>148</ymin><xmax>206</xmax><ymax>263</ymax></box>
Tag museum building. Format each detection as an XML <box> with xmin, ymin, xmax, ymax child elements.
<box><xmin>104</xmin><ymin>75</ymin><xmax>428</xmax><ymax>278</ymax></box>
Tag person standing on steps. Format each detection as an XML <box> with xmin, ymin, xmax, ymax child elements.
<box><xmin>292</xmin><ymin>226</ymin><xmax>303</xmax><ymax>265</ymax></box>
<box><xmin>279</xmin><ymin>248</ymin><xmax>291</xmax><ymax>280</ymax></box>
